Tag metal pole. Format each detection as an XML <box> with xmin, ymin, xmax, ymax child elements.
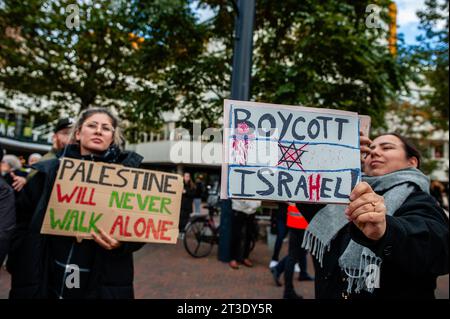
<box><xmin>218</xmin><ymin>0</ymin><xmax>255</xmax><ymax>262</ymax></box>
<box><xmin>230</xmin><ymin>0</ymin><xmax>255</xmax><ymax>101</ymax></box>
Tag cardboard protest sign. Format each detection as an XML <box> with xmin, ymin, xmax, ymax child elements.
<box><xmin>41</xmin><ymin>158</ymin><xmax>183</xmax><ymax>243</ymax></box>
<box><xmin>221</xmin><ymin>99</ymin><xmax>361</xmax><ymax>204</ymax></box>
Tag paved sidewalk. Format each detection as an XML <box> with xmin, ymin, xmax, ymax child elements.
<box><xmin>133</xmin><ymin>239</ymin><xmax>315</xmax><ymax>299</ymax></box>
<box><xmin>1</xmin><ymin>237</ymin><xmax>448</xmax><ymax>299</ymax></box>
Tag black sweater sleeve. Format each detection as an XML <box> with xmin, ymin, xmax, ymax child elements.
<box><xmin>16</xmin><ymin>171</ymin><xmax>145</xmax><ymax>255</ymax></box>
<box><xmin>350</xmin><ymin>191</ymin><xmax>449</xmax><ymax>276</ymax></box>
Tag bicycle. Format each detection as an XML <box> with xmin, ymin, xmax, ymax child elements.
<box><xmin>183</xmin><ymin>198</ymin><xmax>259</xmax><ymax>258</ymax></box>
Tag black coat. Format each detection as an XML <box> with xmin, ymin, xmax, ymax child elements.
<box><xmin>299</xmin><ymin>190</ymin><xmax>449</xmax><ymax>299</ymax></box>
<box><xmin>0</xmin><ymin>177</ymin><xmax>15</xmax><ymax>266</ymax></box>
<box><xmin>7</xmin><ymin>144</ymin><xmax>145</xmax><ymax>299</ymax></box>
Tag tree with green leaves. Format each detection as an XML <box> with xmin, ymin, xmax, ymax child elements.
<box><xmin>188</xmin><ymin>0</ymin><xmax>414</xmax><ymax>130</ymax></box>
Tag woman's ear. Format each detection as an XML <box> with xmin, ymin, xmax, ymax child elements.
<box><xmin>408</xmin><ymin>156</ymin><xmax>419</xmax><ymax>168</ymax></box>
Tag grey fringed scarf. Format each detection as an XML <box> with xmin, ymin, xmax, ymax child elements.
<box><xmin>301</xmin><ymin>167</ymin><xmax>430</xmax><ymax>294</ymax></box>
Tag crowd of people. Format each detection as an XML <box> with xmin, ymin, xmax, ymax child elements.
<box><xmin>0</xmin><ymin>107</ymin><xmax>448</xmax><ymax>299</ymax></box>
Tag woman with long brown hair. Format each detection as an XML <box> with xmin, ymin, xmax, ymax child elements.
<box><xmin>301</xmin><ymin>133</ymin><xmax>449</xmax><ymax>299</ymax></box>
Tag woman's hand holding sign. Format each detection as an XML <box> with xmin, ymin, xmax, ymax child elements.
<box><xmin>92</xmin><ymin>228</ymin><xmax>122</xmax><ymax>250</ymax></box>
<box><xmin>345</xmin><ymin>182</ymin><xmax>387</xmax><ymax>241</ymax></box>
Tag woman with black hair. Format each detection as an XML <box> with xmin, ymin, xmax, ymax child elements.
<box><xmin>0</xmin><ymin>144</ymin><xmax>15</xmax><ymax>266</ymax></box>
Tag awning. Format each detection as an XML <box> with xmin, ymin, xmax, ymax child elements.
<box><xmin>0</xmin><ymin>137</ymin><xmax>51</xmax><ymax>153</ymax></box>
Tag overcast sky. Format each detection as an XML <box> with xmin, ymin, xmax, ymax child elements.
<box><xmin>193</xmin><ymin>0</ymin><xmax>433</xmax><ymax>45</ymax></box>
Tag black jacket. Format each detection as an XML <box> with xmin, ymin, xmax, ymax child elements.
<box><xmin>299</xmin><ymin>191</ymin><xmax>449</xmax><ymax>299</ymax></box>
<box><xmin>181</xmin><ymin>182</ymin><xmax>196</xmax><ymax>213</ymax></box>
<box><xmin>0</xmin><ymin>177</ymin><xmax>15</xmax><ymax>266</ymax></box>
<box><xmin>7</xmin><ymin>144</ymin><xmax>145</xmax><ymax>299</ymax></box>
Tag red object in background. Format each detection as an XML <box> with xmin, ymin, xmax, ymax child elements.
<box><xmin>286</xmin><ymin>204</ymin><xmax>309</xmax><ymax>230</ymax></box>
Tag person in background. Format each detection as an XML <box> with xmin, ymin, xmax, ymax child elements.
<box><xmin>179</xmin><ymin>172</ymin><xmax>196</xmax><ymax>234</ymax></box>
<box><xmin>1</xmin><ymin>154</ymin><xmax>22</xmax><ymax>177</ymax></box>
<box><xmin>45</xmin><ymin>117</ymin><xmax>75</xmax><ymax>160</ymax></box>
<box><xmin>229</xmin><ymin>199</ymin><xmax>261</xmax><ymax>269</ymax></box>
<box><xmin>0</xmin><ymin>144</ymin><xmax>15</xmax><ymax>267</ymax></box>
<box><xmin>18</xmin><ymin>156</ymin><xmax>26</xmax><ymax>168</ymax></box>
<box><xmin>268</xmin><ymin>204</ymin><xmax>309</xmax><ymax>277</ymax></box>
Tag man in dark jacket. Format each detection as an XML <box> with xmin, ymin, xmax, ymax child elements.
<box><xmin>0</xmin><ymin>144</ymin><xmax>15</xmax><ymax>266</ymax></box>
<box><xmin>179</xmin><ymin>172</ymin><xmax>196</xmax><ymax>233</ymax></box>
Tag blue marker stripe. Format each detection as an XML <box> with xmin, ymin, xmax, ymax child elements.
<box><xmin>357</xmin><ymin>120</ymin><xmax>362</xmax><ymax>183</ymax></box>
<box><xmin>228</xmin><ymin>104</ymin><xmax>359</xmax><ymax>149</ymax></box>
<box><xmin>59</xmin><ymin>242</ymin><xmax>75</xmax><ymax>298</ymax></box>
<box><xmin>228</xmin><ymin>165</ymin><xmax>360</xmax><ymax>174</ymax></box>
<box><xmin>227</xmin><ymin>104</ymin><xmax>233</xmax><ymax>199</ymax></box>
<box><xmin>55</xmin><ymin>260</ymin><xmax>90</xmax><ymax>272</ymax></box>
<box><xmin>229</xmin><ymin>136</ymin><xmax>359</xmax><ymax>150</ymax></box>
<box><xmin>229</xmin><ymin>104</ymin><xmax>233</xmax><ymax>131</ymax></box>
<box><xmin>226</xmin><ymin>103</ymin><xmax>361</xmax><ymax>195</ymax></box>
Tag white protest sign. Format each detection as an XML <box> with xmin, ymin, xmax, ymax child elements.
<box><xmin>221</xmin><ymin>99</ymin><xmax>361</xmax><ymax>204</ymax></box>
